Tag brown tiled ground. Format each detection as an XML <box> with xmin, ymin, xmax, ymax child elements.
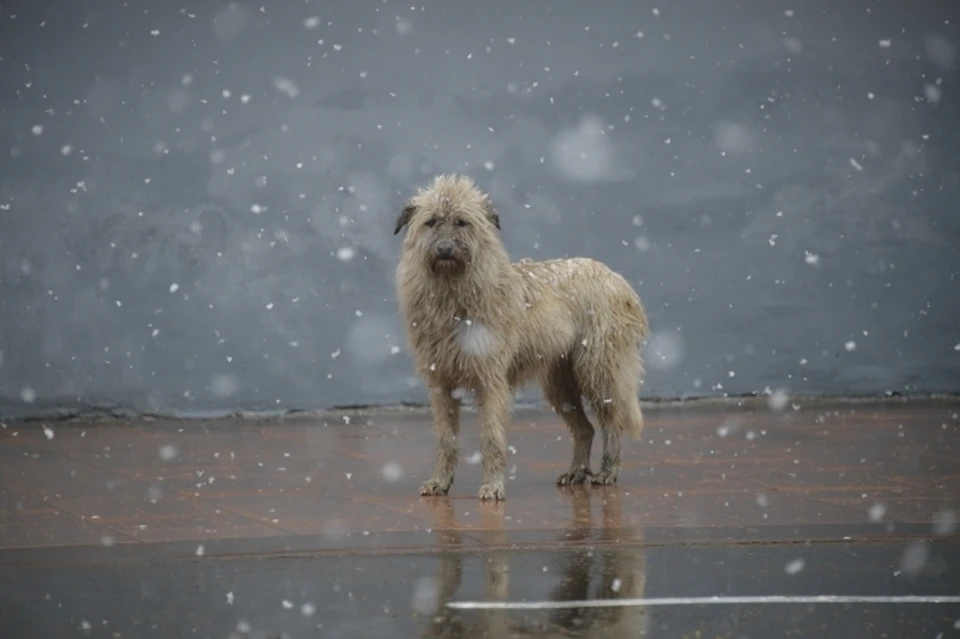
<box><xmin>1</xmin><ymin>399</ymin><xmax>958</xmax><ymax>554</ymax></box>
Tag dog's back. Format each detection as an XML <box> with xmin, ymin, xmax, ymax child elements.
<box><xmin>512</xmin><ymin>256</ymin><xmax>648</xmax><ymax>349</ymax></box>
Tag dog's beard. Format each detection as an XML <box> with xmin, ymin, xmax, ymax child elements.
<box><xmin>431</xmin><ymin>257</ymin><xmax>465</xmax><ymax>275</ymax></box>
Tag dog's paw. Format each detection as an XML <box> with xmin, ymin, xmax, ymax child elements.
<box><xmin>477</xmin><ymin>482</ymin><xmax>505</xmax><ymax>501</ymax></box>
<box><xmin>589</xmin><ymin>470</ymin><xmax>618</xmax><ymax>486</ymax></box>
<box><xmin>556</xmin><ymin>466</ymin><xmax>594</xmax><ymax>486</ymax></box>
<box><xmin>419</xmin><ymin>479</ymin><xmax>451</xmax><ymax>496</ymax></box>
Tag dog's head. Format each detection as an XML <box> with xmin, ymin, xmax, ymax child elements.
<box><xmin>394</xmin><ymin>174</ymin><xmax>500</xmax><ymax>276</ymax></box>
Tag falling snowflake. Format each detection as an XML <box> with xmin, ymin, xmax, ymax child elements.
<box><xmin>410</xmin><ymin>576</ymin><xmax>440</xmax><ymax>615</ymax></box>
<box><xmin>899</xmin><ymin>542</ymin><xmax>929</xmax><ymax>576</ymax></box>
<box><xmin>933</xmin><ymin>510</ymin><xmax>957</xmax><ymax>535</ymax></box>
<box><xmin>395</xmin><ymin>17</ymin><xmax>413</xmax><ymax>35</ymax></box>
<box><xmin>767</xmin><ymin>389</ymin><xmax>789</xmax><ymax>411</ymax></box>
<box><xmin>272</xmin><ymin>76</ymin><xmax>300</xmax><ymax>99</ymax></box>
<box><xmin>382</xmin><ymin>462</ymin><xmax>403</xmax><ymax>482</ymax></box>
<box><xmin>784</xmin><ymin>558</ymin><xmax>805</xmax><ymax>574</ymax></box>
<box><xmin>210</xmin><ymin>373</ymin><xmax>239</xmax><ymax>398</ymax></box>
<box><xmin>20</xmin><ymin>387</ymin><xmax>36</xmax><ymax>403</ymax></box>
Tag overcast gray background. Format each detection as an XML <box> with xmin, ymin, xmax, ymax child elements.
<box><xmin>0</xmin><ymin>0</ymin><xmax>957</xmax><ymax>418</ymax></box>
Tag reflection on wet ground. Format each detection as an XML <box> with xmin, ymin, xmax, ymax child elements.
<box><xmin>416</xmin><ymin>488</ymin><xmax>650</xmax><ymax>638</ymax></box>
<box><xmin>1</xmin><ymin>399</ymin><xmax>959</xmax><ymax>637</ymax></box>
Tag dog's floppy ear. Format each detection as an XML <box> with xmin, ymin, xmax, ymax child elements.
<box><xmin>394</xmin><ymin>204</ymin><xmax>417</xmax><ymax>235</ymax></box>
<box><xmin>483</xmin><ymin>200</ymin><xmax>500</xmax><ymax>230</ymax></box>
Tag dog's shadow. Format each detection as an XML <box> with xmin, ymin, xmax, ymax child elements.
<box><xmin>417</xmin><ymin>488</ymin><xmax>648</xmax><ymax>638</ymax></box>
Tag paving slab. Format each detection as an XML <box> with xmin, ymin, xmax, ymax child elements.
<box><xmin>1</xmin><ymin>399</ymin><xmax>959</xmax><ymax>637</ymax></box>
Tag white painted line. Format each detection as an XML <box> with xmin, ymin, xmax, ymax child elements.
<box><xmin>447</xmin><ymin>595</ymin><xmax>960</xmax><ymax>611</ymax></box>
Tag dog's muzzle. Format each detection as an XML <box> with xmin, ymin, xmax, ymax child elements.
<box><xmin>431</xmin><ymin>240</ymin><xmax>464</xmax><ymax>273</ymax></box>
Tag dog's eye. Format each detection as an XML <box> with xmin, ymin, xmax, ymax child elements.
<box><xmin>455</xmin><ymin>219</ymin><xmax>469</xmax><ymax>227</ymax></box>
<box><xmin>424</xmin><ymin>217</ymin><xmax>438</xmax><ymax>228</ymax></box>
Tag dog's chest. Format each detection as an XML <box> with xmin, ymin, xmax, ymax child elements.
<box><xmin>453</xmin><ymin>317</ymin><xmax>498</xmax><ymax>356</ymax></box>
<box><xmin>412</xmin><ymin>313</ymin><xmax>502</xmax><ymax>381</ymax></box>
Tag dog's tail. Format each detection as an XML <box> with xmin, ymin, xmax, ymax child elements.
<box><xmin>625</xmin><ymin>380</ymin><xmax>645</xmax><ymax>440</ymax></box>
<box><xmin>579</xmin><ymin>345</ymin><xmax>646</xmax><ymax>440</ymax></box>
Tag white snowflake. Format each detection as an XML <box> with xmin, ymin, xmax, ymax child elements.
<box><xmin>272</xmin><ymin>76</ymin><xmax>300</xmax><ymax>99</ymax></box>
<box><xmin>784</xmin><ymin>558</ymin><xmax>805</xmax><ymax>574</ymax></box>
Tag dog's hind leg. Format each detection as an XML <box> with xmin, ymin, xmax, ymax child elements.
<box><xmin>544</xmin><ymin>362</ymin><xmax>597</xmax><ymax>485</ymax></box>
<box><xmin>579</xmin><ymin>348</ymin><xmax>645</xmax><ymax>486</ymax></box>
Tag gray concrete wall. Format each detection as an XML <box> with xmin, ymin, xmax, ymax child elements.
<box><xmin>1</xmin><ymin>0</ymin><xmax>958</xmax><ymax>418</ymax></box>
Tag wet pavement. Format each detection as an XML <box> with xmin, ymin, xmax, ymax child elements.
<box><xmin>2</xmin><ymin>398</ymin><xmax>959</xmax><ymax>637</ymax></box>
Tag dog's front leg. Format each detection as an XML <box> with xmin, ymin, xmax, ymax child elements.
<box><xmin>420</xmin><ymin>385</ymin><xmax>461</xmax><ymax>496</ymax></box>
<box><xmin>475</xmin><ymin>376</ymin><xmax>511</xmax><ymax>501</ymax></box>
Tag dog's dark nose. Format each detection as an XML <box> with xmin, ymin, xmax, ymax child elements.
<box><xmin>436</xmin><ymin>240</ymin><xmax>455</xmax><ymax>258</ymax></box>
